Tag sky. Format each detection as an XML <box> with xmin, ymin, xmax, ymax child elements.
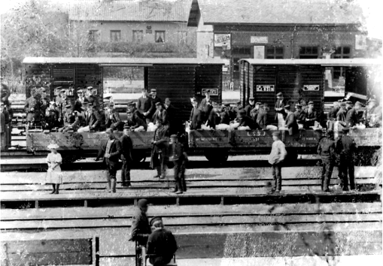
<box><xmin>0</xmin><ymin>0</ymin><xmax>382</xmax><ymax>39</ymax></box>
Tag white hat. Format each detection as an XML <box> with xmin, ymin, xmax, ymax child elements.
<box><xmin>47</xmin><ymin>143</ymin><xmax>59</xmax><ymax>150</ymax></box>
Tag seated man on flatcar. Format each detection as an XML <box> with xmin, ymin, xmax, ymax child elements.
<box><xmin>256</xmin><ymin>103</ymin><xmax>268</xmax><ymax>130</ymax></box>
<box><xmin>244</xmin><ymin>97</ymin><xmax>256</xmax><ymax>117</ymax></box>
<box><xmin>60</xmin><ymin>110</ymin><xmax>84</xmax><ymax>133</ymax></box>
<box><xmin>89</xmin><ymin>105</ymin><xmax>106</xmax><ymax>132</ymax></box>
<box><xmin>327</xmin><ymin>101</ymin><xmax>340</xmax><ymax>131</ymax></box>
<box><xmin>45</xmin><ymin>102</ymin><xmax>60</xmax><ymax>130</ymax></box>
<box><xmin>218</xmin><ymin>107</ymin><xmax>231</xmax><ymax>125</ymax></box>
<box><xmin>303</xmin><ymin>101</ymin><xmax>318</xmax><ymax>129</ymax></box>
<box><xmin>284</xmin><ymin>105</ymin><xmax>298</xmax><ymax>135</ymax></box>
<box><xmin>336</xmin><ymin>102</ymin><xmax>347</xmax><ymax>123</ymax></box>
<box><xmin>250</xmin><ymin>102</ymin><xmax>261</xmax><ymax>123</ymax></box>
<box><xmin>124</xmin><ymin>110</ymin><xmax>147</xmax><ymax>132</ymax></box>
<box><xmin>345</xmin><ymin>101</ymin><xmax>364</xmax><ymax>127</ymax></box>
<box><xmin>58</xmin><ymin>104</ymin><xmax>75</xmax><ymax>132</ymax></box>
<box><xmin>105</xmin><ymin>102</ymin><xmax>124</xmax><ymax>131</ymax></box>
<box><xmin>86</xmin><ymin>86</ymin><xmax>100</xmax><ymax>108</ymax></box>
<box><xmin>366</xmin><ymin>98</ymin><xmax>382</xmax><ymax>128</ymax></box>
<box><xmin>147</xmin><ymin>217</ymin><xmax>177</xmax><ymax>266</ymax></box>
<box><xmin>294</xmin><ymin>104</ymin><xmax>305</xmax><ymax>127</ymax></box>
<box><xmin>237</xmin><ymin>109</ymin><xmax>255</xmax><ymax>130</ymax></box>
<box><xmin>127</xmin><ymin>101</ymin><xmax>142</xmax><ymax>121</ymax></box>
<box><xmin>152</xmin><ymin>102</ymin><xmax>168</xmax><ymax>125</ymax></box>
<box><xmin>147</xmin><ymin>89</ymin><xmax>162</xmax><ymax>123</ymax></box>
<box><xmin>137</xmin><ymin>88</ymin><xmax>152</xmax><ymax>122</ymax></box>
<box><xmin>189</xmin><ymin>97</ymin><xmax>202</xmax><ymax>130</ymax></box>
<box><xmin>206</xmin><ymin>103</ymin><xmax>220</xmax><ymax>129</ymax></box>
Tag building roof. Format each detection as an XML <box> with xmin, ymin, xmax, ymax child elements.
<box><xmin>239</xmin><ymin>58</ymin><xmax>382</xmax><ymax>66</ymax></box>
<box><xmin>22</xmin><ymin>57</ymin><xmax>225</xmax><ymax>65</ymax></box>
<box><xmin>69</xmin><ymin>0</ymin><xmax>192</xmax><ymax>22</ymax></box>
<box><xmin>193</xmin><ymin>0</ymin><xmax>364</xmax><ymax>25</ymax></box>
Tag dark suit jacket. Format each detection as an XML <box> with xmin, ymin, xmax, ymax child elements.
<box><xmin>190</xmin><ymin>107</ymin><xmax>202</xmax><ymax>130</ymax></box>
<box><xmin>238</xmin><ymin>115</ymin><xmax>255</xmax><ymax>129</ymax></box>
<box><xmin>152</xmin><ymin>109</ymin><xmax>168</xmax><ymax>125</ymax></box>
<box><xmin>105</xmin><ymin>111</ymin><xmax>123</xmax><ymax>130</ymax></box>
<box><xmin>256</xmin><ymin>108</ymin><xmax>268</xmax><ymax>129</ymax></box>
<box><xmin>96</xmin><ymin>138</ymin><xmax>122</xmax><ymax>166</ymax></box>
<box><xmin>90</xmin><ymin>110</ymin><xmax>106</xmax><ymax>131</ymax></box>
<box><xmin>120</xmin><ymin>135</ymin><xmax>133</xmax><ymax>162</ymax></box>
<box><xmin>285</xmin><ymin>112</ymin><xmax>298</xmax><ymax>134</ymax></box>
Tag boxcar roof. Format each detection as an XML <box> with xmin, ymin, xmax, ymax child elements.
<box><xmin>239</xmin><ymin>58</ymin><xmax>382</xmax><ymax>67</ymax></box>
<box><xmin>22</xmin><ymin>57</ymin><xmax>225</xmax><ymax>65</ymax></box>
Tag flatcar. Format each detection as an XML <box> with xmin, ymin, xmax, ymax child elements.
<box><xmin>23</xmin><ymin>57</ymin><xmax>381</xmax><ymax>165</ymax></box>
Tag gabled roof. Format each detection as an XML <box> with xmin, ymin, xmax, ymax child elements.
<box><xmin>69</xmin><ymin>0</ymin><xmax>192</xmax><ymax>22</ymax></box>
<box><xmin>191</xmin><ymin>0</ymin><xmax>364</xmax><ymax>25</ymax></box>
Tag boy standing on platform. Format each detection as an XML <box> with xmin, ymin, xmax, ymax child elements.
<box><xmin>169</xmin><ymin>134</ymin><xmax>188</xmax><ymax>194</ymax></box>
<box><xmin>268</xmin><ymin>131</ymin><xmax>287</xmax><ymax>193</ymax></box>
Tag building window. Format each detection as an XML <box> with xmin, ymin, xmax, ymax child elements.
<box><xmin>88</xmin><ymin>30</ymin><xmax>99</xmax><ymax>42</ymax></box>
<box><xmin>177</xmin><ymin>31</ymin><xmax>187</xmax><ymax>45</ymax></box>
<box><xmin>133</xmin><ymin>30</ymin><xmax>143</xmax><ymax>43</ymax></box>
<box><xmin>266</xmin><ymin>46</ymin><xmax>284</xmax><ymax>59</ymax></box>
<box><xmin>110</xmin><ymin>30</ymin><xmax>121</xmax><ymax>42</ymax></box>
<box><xmin>299</xmin><ymin>46</ymin><xmax>319</xmax><ymax>58</ymax></box>
<box><xmin>155</xmin><ymin>31</ymin><xmax>165</xmax><ymax>43</ymax></box>
<box><xmin>333</xmin><ymin>46</ymin><xmax>351</xmax><ymax>79</ymax></box>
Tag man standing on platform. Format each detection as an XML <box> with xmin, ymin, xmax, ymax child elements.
<box><xmin>268</xmin><ymin>131</ymin><xmax>287</xmax><ymax>193</ymax></box>
<box><xmin>150</xmin><ymin>119</ymin><xmax>169</xmax><ymax>179</ymax></box>
<box><xmin>169</xmin><ymin>134</ymin><xmax>187</xmax><ymax>194</ymax></box>
<box><xmin>317</xmin><ymin>130</ymin><xmax>336</xmax><ymax>192</ymax></box>
<box><xmin>120</xmin><ymin>125</ymin><xmax>133</xmax><ymax>187</ymax></box>
<box><xmin>147</xmin><ymin>217</ymin><xmax>178</xmax><ymax>266</ymax></box>
<box><xmin>95</xmin><ymin>128</ymin><xmax>121</xmax><ymax>193</ymax></box>
<box><xmin>130</xmin><ymin>199</ymin><xmax>152</xmax><ymax>260</ymax></box>
<box><xmin>335</xmin><ymin>127</ymin><xmax>356</xmax><ymax>192</ymax></box>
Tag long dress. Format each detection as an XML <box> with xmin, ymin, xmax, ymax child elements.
<box><xmin>44</xmin><ymin>152</ymin><xmax>63</xmax><ymax>184</ymax></box>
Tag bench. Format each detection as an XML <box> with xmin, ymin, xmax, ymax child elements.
<box><xmin>1</xmin><ymin>236</ymin><xmax>99</xmax><ymax>266</ymax></box>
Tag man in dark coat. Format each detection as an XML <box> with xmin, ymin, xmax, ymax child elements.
<box><xmin>335</xmin><ymin>127</ymin><xmax>356</xmax><ymax>191</ymax></box>
<box><xmin>169</xmin><ymin>134</ymin><xmax>188</xmax><ymax>194</ymax></box>
<box><xmin>256</xmin><ymin>103</ymin><xmax>268</xmax><ymax>130</ymax></box>
<box><xmin>189</xmin><ymin>97</ymin><xmax>202</xmax><ymax>130</ymax></box>
<box><xmin>164</xmin><ymin>98</ymin><xmax>178</xmax><ymax>134</ymax></box>
<box><xmin>237</xmin><ymin>109</ymin><xmax>255</xmax><ymax>129</ymax></box>
<box><xmin>274</xmin><ymin>92</ymin><xmax>286</xmax><ymax>123</ymax></box>
<box><xmin>294</xmin><ymin>104</ymin><xmax>305</xmax><ymax>126</ymax></box>
<box><xmin>244</xmin><ymin>97</ymin><xmax>256</xmax><ymax>117</ymax></box>
<box><xmin>150</xmin><ymin>120</ymin><xmax>169</xmax><ymax>179</ymax></box>
<box><xmin>336</xmin><ymin>102</ymin><xmax>347</xmax><ymax>123</ymax></box>
<box><xmin>105</xmin><ymin>103</ymin><xmax>123</xmax><ymax>131</ymax></box>
<box><xmin>147</xmin><ymin>88</ymin><xmax>162</xmax><ymax>122</ymax></box>
<box><xmin>90</xmin><ymin>105</ymin><xmax>106</xmax><ymax>132</ymax></box>
<box><xmin>95</xmin><ymin>128</ymin><xmax>122</xmax><ymax>193</ymax></box>
<box><xmin>303</xmin><ymin>101</ymin><xmax>317</xmax><ymax>129</ymax></box>
<box><xmin>284</xmin><ymin>105</ymin><xmax>298</xmax><ymax>135</ymax></box>
<box><xmin>120</xmin><ymin>126</ymin><xmax>133</xmax><ymax>187</ymax></box>
<box><xmin>147</xmin><ymin>217</ymin><xmax>178</xmax><ymax>266</ymax></box>
<box><xmin>152</xmin><ymin>102</ymin><xmax>168</xmax><ymax>125</ymax></box>
<box><xmin>125</xmin><ymin>110</ymin><xmax>147</xmax><ymax>131</ymax></box>
<box><xmin>317</xmin><ymin>130</ymin><xmax>336</xmax><ymax>192</ymax></box>
<box><xmin>198</xmin><ymin>90</ymin><xmax>213</xmax><ymax>123</ymax></box>
<box><xmin>129</xmin><ymin>199</ymin><xmax>151</xmax><ymax>247</ymax></box>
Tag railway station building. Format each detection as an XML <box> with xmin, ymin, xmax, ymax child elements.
<box><xmin>187</xmin><ymin>0</ymin><xmax>373</xmax><ymax>89</ymax></box>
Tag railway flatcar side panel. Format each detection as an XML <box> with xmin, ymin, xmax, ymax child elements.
<box><xmin>231</xmin><ymin>130</ymin><xmax>274</xmax><ymax>148</ymax></box>
<box><xmin>188</xmin><ymin>130</ymin><xmax>231</xmax><ymax>148</ymax></box>
<box><xmin>196</xmin><ymin>64</ymin><xmax>222</xmax><ymax>104</ymax></box>
<box><xmin>148</xmin><ymin>65</ymin><xmax>196</xmax><ymax>123</ymax></box>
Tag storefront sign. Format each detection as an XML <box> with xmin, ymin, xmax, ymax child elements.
<box><xmin>303</xmin><ymin>85</ymin><xmax>320</xmax><ymax>91</ymax></box>
<box><xmin>214</xmin><ymin>34</ymin><xmax>231</xmax><ymax>49</ymax></box>
<box><xmin>256</xmin><ymin>85</ymin><xmax>275</xmax><ymax>92</ymax></box>
<box><xmin>202</xmin><ymin>88</ymin><xmax>219</xmax><ymax>96</ymax></box>
<box><xmin>251</xmin><ymin>36</ymin><xmax>268</xmax><ymax>43</ymax></box>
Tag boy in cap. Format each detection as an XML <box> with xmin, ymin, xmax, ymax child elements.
<box><xmin>189</xmin><ymin>97</ymin><xmax>203</xmax><ymax>130</ymax></box>
<box><xmin>169</xmin><ymin>134</ymin><xmax>188</xmax><ymax>194</ymax></box>
<box><xmin>147</xmin><ymin>217</ymin><xmax>178</xmax><ymax>266</ymax></box>
<box><xmin>335</xmin><ymin>127</ymin><xmax>356</xmax><ymax>192</ymax></box>
<box><xmin>198</xmin><ymin>89</ymin><xmax>213</xmax><ymax>123</ymax></box>
<box><xmin>150</xmin><ymin>119</ymin><xmax>170</xmax><ymax>179</ymax></box>
<box><xmin>130</xmin><ymin>199</ymin><xmax>151</xmax><ymax>247</ymax></box>
<box><xmin>317</xmin><ymin>130</ymin><xmax>336</xmax><ymax>192</ymax></box>
<box><xmin>147</xmin><ymin>88</ymin><xmax>162</xmax><ymax>121</ymax></box>
<box><xmin>152</xmin><ymin>102</ymin><xmax>168</xmax><ymax>125</ymax></box>
<box><xmin>105</xmin><ymin>103</ymin><xmax>123</xmax><ymax>131</ymax></box>
<box><xmin>125</xmin><ymin>110</ymin><xmax>147</xmax><ymax>131</ymax></box>
<box><xmin>303</xmin><ymin>101</ymin><xmax>317</xmax><ymax>129</ymax></box>
<box><xmin>120</xmin><ymin>125</ymin><xmax>133</xmax><ymax>187</ymax></box>
<box><xmin>268</xmin><ymin>131</ymin><xmax>287</xmax><ymax>193</ymax></box>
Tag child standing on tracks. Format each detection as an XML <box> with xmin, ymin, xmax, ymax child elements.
<box><xmin>169</xmin><ymin>134</ymin><xmax>188</xmax><ymax>194</ymax></box>
<box><xmin>268</xmin><ymin>131</ymin><xmax>287</xmax><ymax>193</ymax></box>
<box><xmin>44</xmin><ymin>143</ymin><xmax>63</xmax><ymax>194</ymax></box>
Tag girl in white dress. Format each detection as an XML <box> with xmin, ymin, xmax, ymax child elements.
<box><xmin>45</xmin><ymin>143</ymin><xmax>63</xmax><ymax>194</ymax></box>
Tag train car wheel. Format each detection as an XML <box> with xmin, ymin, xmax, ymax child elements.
<box><xmin>205</xmin><ymin>150</ymin><xmax>229</xmax><ymax>165</ymax></box>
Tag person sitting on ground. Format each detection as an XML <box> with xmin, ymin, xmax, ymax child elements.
<box><xmin>268</xmin><ymin>131</ymin><xmax>287</xmax><ymax>194</ymax></box>
<box><xmin>105</xmin><ymin>103</ymin><xmax>124</xmax><ymax>131</ymax></box>
<box><xmin>147</xmin><ymin>217</ymin><xmax>178</xmax><ymax>266</ymax></box>
<box><xmin>237</xmin><ymin>109</ymin><xmax>255</xmax><ymax>129</ymax></box>
<box><xmin>129</xmin><ymin>199</ymin><xmax>152</xmax><ymax>246</ymax></box>
<box><xmin>303</xmin><ymin>101</ymin><xmax>317</xmax><ymax>129</ymax></box>
<box><xmin>124</xmin><ymin>110</ymin><xmax>147</xmax><ymax>132</ymax></box>
<box><xmin>152</xmin><ymin>102</ymin><xmax>168</xmax><ymax>125</ymax></box>
<box><xmin>284</xmin><ymin>105</ymin><xmax>298</xmax><ymax>135</ymax></box>
<box><xmin>189</xmin><ymin>97</ymin><xmax>202</xmax><ymax>130</ymax></box>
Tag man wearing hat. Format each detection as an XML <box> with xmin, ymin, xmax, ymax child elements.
<box><xmin>189</xmin><ymin>97</ymin><xmax>203</xmax><ymax>130</ymax></box>
<box><xmin>86</xmin><ymin>86</ymin><xmax>100</xmax><ymax>108</ymax></box>
<box><xmin>89</xmin><ymin>105</ymin><xmax>106</xmax><ymax>132</ymax></box>
<box><xmin>303</xmin><ymin>101</ymin><xmax>318</xmax><ymax>129</ymax></box>
<box><xmin>58</xmin><ymin>104</ymin><xmax>74</xmax><ymax>132</ymax></box>
<box><xmin>152</xmin><ymin>102</ymin><xmax>168</xmax><ymax>125</ymax></box>
<box><xmin>95</xmin><ymin>128</ymin><xmax>121</xmax><ymax>193</ymax></box>
<box><xmin>268</xmin><ymin>131</ymin><xmax>287</xmax><ymax>193</ymax></box>
<box><xmin>45</xmin><ymin>102</ymin><xmax>60</xmax><ymax>130</ymax></box>
<box><xmin>284</xmin><ymin>105</ymin><xmax>298</xmax><ymax>135</ymax></box>
<box><xmin>317</xmin><ymin>130</ymin><xmax>336</xmax><ymax>192</ymax></box>
<box><xmin>275</xmin><ymin>92</ymin><xmax>286</xmax><ymax>128</ymax></box>
<box><xmin>169</xmin><ymin>134</ymin><xmax>188</xmax><ymax>194</ymax></box>
<box><xmin>294</xmin><ymin>104</ymin><xmax>305</xmax><ymax>128</ymax></box>
<box><xmin>198</xmin><ymin>89</ymin><xmax>213</xmax><ymax>123</ymax></box>
<box><xmin>335</xmin><ymin>127</ymin><xmax>356</xmax><ymax>192</ymax></box>
<box><xmin>105</xmin><ymin>103</ymin><xmax>123</xmax><ymax>131</ymax></box>
<box><xmin>150</xmin><ymin>119</ymin><xmax>170</xmax><ymax>179</ymax></box>
<box><xmin>250</xmin><ymin>102</ymin><xmax>261</xmax><ymax>122</ymax></box>
<box><xmin>244</xmin><ymin>97</ymin><xmax>256</xmax><ymax>117</ymax></box>
<box><xmin>147</xmin><ymin>88</ymin><xmax>162</xmax><ymax>122</ymax></box>
<box><xmin>120</xmin><ymin>125</ymin><xmax>133</xmax><ymax>187</ymax></box>
<box><xmin>129</xmin><ymin>199</ymin><xmax>151</xmax><ymax>246</ymax></box>
<box><xmin>256</xmin><ymin>103</ymin><xmax>268</xmax><ymax>130</ymax></box>
<box><xmin>125</xmin><ymin>110</ymin><xmax>147</xmax><ymax>132</ymax></box>
<box><xmin>237</xmin><ymin>109</ymin><xmax>255</xmax><ymax>129</ymax></box>
<box><xmin>147</xmin><ymin>216</ymin><xmax>178</xmax><ymax>266</ymax></box>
